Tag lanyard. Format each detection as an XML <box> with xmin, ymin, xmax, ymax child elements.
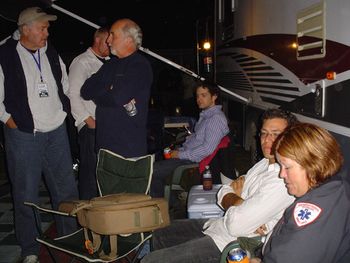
<box><xmin>28</xmin><ymin>49</ymin><xmax>43</xmax><ymax>82</ymax></box>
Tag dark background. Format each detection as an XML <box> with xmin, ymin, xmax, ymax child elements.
<box><xmin>1</xmin><ymin>0</ymin><xmax>215</xmax><ymax>154</ymax></box>
<box><xmin>1</xmin><ymin>0</ymin><xmax>213</xmax><ymax>53</ymax></box>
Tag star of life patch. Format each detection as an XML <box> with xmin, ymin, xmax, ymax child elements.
<box><xmin>293</xmin><ymin>202</ymin><xmax>322</xmax><ymax>227</ymax></box>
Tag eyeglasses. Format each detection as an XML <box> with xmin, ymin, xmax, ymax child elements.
<box><xmin>259</xmin><ymin>131</ymin><xmax>281</xmax><ymax>140</ymax></box>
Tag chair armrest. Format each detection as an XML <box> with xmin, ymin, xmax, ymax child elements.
<box><xmin>24</xmin><ymin>202</ymin><xmax>73</xmax><ymax>216</ymax></box>
<box><xmin>164</xmin><ymin>163</ymin><xmax>199</xmax><ymax>202</ymax></box>
<box><xmin>220</xmin><ymin>236</ymin><xmax>266</xmax><ymax>263</ymax></box>
<box><xmin>24</xmin><ymin>202</ymin><xmax>76</xmax><ymax>236</ymax></box>
<box><xmin>172</xmin><ymin>163</ymin><xmax>199</xmax><ymax>185</ymax></box>
<box><xmin>220</xmin><ymin>240</ymin><xmax>241</xmax><ymax>263</ymax></box>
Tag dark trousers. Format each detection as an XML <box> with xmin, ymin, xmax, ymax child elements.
<box><xmin>150</xmin><ymin>158</ymin><xmax>194</xmax><ymax>197</ymax></box>
<box><xmin>4</xmin><ymin>123</ymin><xmax>78</xmax><ymax>257</ymax></box>
<box><xmin>141</xmin><ymin>219</ymin><xmax>221</xmax><ymax>263</ymax></box>
<box><xmin>78</xmin><ymin>126</ymin><xmax>98</xmax><ymax>199</ymax></box>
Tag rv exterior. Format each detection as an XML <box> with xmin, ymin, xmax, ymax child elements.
<box><xmin>214</xmin><ymin>0</ymin><xmax>350</xmax><ymax>171</ymax></box>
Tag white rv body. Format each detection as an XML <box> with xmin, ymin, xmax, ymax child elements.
<box><xmin>214</xmin><ymin>0</ymin><xmax>350</xmax><ymax>168</ymax></box>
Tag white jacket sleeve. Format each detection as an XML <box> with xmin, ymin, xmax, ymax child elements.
<box><xmin>68</xmin><ymin>57</ymin><xmax>92</xmax><ymax>127</ymax></box>
<box><xmin>217</xmin><ymin>183</ymin><xmax>238</xmax><ymax>209</ymax></box>
<box><xmin>0</xmin><ymin>65</ymin><xmax>11</xmax><ymax>123</ymax></box>
<box><xmin>223</xmin><ymin>173</ymin><xmax>294</xmax><ymax>237</ymax></box>
<box><xmin>59</xmin><ymin>56</ymin><xmax>69</xmax><ymax>95</ymax></box>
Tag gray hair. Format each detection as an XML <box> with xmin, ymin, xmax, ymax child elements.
<box><xmin>18</xmin><ymin>24</ymin><xmax>25</xmax><ymax>34</ymax></box>
<box><xmin>18</xmin><ymin>20</ymin><xmax>37</xmax><ymax>34</ymax></box>
<box><xmin>121</xmin><ymin>20</ymin><xmax>143</xmax><ymax>49</ymax></box>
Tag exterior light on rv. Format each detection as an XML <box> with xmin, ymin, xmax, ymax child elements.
<box><xmin>326</xmin><ymin>71</ymin><xmax>336</xmax><ymax>80</ymax></box>
<box><xmin>291</xmin><ymin>42</ymin><xmax>298</xmax><ymax>49</ymax></box>
<box><xmin>203</xmin><ymin>41</ymin><xmax>211</xmax><ymax>50</ymax></box>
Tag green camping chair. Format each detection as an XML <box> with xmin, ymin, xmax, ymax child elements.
<box><xmin>26</xmin><ymin>149</ymin><xmax>155</xmax><ymax>262</ymax></box>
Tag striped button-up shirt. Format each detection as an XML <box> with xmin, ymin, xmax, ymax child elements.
<box><xmin>178</xmin><ymin>105</ymin><xmax>229</xmax><ymax>162</ymax></box>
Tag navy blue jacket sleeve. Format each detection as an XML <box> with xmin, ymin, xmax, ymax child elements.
<box><xmin>263</xmin><ymin>176</ymin><xmax>350</xmax><ymax>263</ymax></box>
<box><xmin>80</xmin><ymin>59</ymin><xmax>115</xmax><ymax>104</ymax></box>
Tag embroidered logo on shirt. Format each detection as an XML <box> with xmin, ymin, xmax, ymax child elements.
<box><xmin>293</xmin><ymin>202</ymin><xmax>322</xmax><ymax>227</ymax></box>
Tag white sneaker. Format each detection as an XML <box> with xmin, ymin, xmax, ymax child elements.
<box><xmin>23</xmin><ymin>255</ymin><xmax>39</xmax><ymax>263</ymax></box>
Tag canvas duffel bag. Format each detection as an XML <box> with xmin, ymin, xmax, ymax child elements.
<box><xmin>59</xmin><ymin>193</ymin><xmax>170</xmax><ymax>260</ymax></box>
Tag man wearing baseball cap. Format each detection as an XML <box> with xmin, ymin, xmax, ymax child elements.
<box><xmin>17</xmin><ymin>6</ymin><xmax>57</xmax><ymax>26</ymax></box>
<box><xmin>0</xmin><ymin>7</ymin><xmax>78</xmax><ymax>263</ymax></box>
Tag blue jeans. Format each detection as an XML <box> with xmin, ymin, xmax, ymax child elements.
<box><xmin>150</xmin><ymin>158</ymin><xmax>194</xmax><ymax>197</ymax></box>
<box><xmin>78</xmin><ymin>126</ymin><xmax>98</xmax><ymax>199</ymax></box>
<box><xmin>4</xmin><ymin>123</ymin><xmax>78</xmax><ymax>257</ymax></box>
<box><xmin>141</xmin><ymin>219</ymin><xmax>221</xmax><ymax>263</ymax></box>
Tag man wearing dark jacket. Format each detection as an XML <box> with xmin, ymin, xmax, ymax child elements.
<box><xmin>81</xmin><ymin>19</ymin><xmax>153</xmax><ymax>158</ymax></box>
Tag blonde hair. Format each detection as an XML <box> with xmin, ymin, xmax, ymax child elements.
<box><xmin>275</xmin><ymin>123</ymin><xmax>343</xmax><ymax>189</ymax></box>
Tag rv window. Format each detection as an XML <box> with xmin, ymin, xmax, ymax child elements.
<box><xmin>297</xmin><ymin>1</ymin><xmax>326</xmax><ymax>60</ymax></box>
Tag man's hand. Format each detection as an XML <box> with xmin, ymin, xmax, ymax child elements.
<box><xmin>84</xmin><ymin>116</ymin><xmax>96</xmax><ymax>129</ymax></box>
<box><xmin>221</xmin><ymin>176</ymin><xmax>245</xmax><ymax>210</ymax></box>
<box><xmin>254</xmin><ymin>224</ymin><xmax>267</xmax><ymax>236</ymax></box>
<box><xmin>171</xmin><ymin>150</ymin><xmax>179</xmax><ymax>159</ymax></box>
<box><xmin>6</xmin><ymin>117</ymin><xmax>17</xmax><ymax>129</ymax></box>
<box><xmin>221</xmin><ymin>193</ymin><xmax>244</xmax><ymax>210</ymax></box>
<box><xmin>230</xmin><ymin>176</ymin><xmax>245</xmax><ymax>197</ymax></box>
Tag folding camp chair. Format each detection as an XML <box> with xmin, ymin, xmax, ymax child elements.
<box><xmin>164</xmin><ymin>133</ymin><xmax>239</xmax><ymax>202</ymax></box>
<box><xmin>26</xmin><ymin>149</ymin><xmax>155</xmax><ymax>262</ymax></box>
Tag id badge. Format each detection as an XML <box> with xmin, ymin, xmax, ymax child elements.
<box><xmin>37</xmin><ymin>82</ymin><xmax>49</xmax><ymax>98</ymax></box>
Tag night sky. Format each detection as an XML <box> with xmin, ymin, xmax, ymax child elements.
<box><xmin>1</xmin><ymin>0</ymin><xmax>215</xmax><ymax>137</ymax></box>
<box><xmin>1</xmin><ymin>0</ymin><xmax>214</xmax><ymax>112</ymax></box>
<box><xmin>1</xmin><ymin>0</ymin><xmax>213</xmax><ymax>54</ymax></box>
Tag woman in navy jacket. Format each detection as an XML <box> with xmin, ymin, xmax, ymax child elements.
<box><xmin>253</xmin><ymin>123</ymin><xmax>350</xmax><ymax>263</ymax></box>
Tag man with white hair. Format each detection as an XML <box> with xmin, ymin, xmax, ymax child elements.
<box><xmin>81</xmin><ymin>19</ymin><xmax>153</xmax><ymax>158</ymax></box>
<box><xmin>0</xmin><ymin>7</ymin><xmax>78</xmax><ymax>263</ymax></box>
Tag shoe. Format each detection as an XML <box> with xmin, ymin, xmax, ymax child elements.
<box><xmin>23</xmin><ymin>255</ymin><xmax>39</xmax><ymax>263</ymax></box>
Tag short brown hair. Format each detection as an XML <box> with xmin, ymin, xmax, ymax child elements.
<box><xmin>275</xmin><ymin>123</ymin><xmax>343</xmax><ymax>189</ymax></box>
<box><xmin>196</xmin><ymin>81</ymin><xmax>221</xmax><ymax>104</ymax></box>
<box><xmin>261</xmin><ymin>108</ymin><xmax>298</xmax><ymax>128</ymax></box>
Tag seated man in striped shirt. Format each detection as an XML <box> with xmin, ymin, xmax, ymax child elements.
<box><xmin>150</xmin><ymin>81</ymin><xmax>230</xmax><ymax>197</ymax></box>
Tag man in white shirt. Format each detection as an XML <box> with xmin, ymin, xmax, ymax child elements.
<box><xmin>68</xmin><ymin>27</ymin><xmax>110</xmax><ymax>199</ymax></box>
<box><xmin>141</xmin><ymin>109</ymin><xmax>298</xmax><ymax>263</ymax></box>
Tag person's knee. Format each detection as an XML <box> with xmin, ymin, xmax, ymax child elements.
<box><xmin>140</xmin><ymin>249</ymin><xmax>168</xmax><ymax>263</ymax></box>
<box><xmin>140</xmin><ymin>252</ymin><xmax>155</xmax><ymax>263</ymax></box>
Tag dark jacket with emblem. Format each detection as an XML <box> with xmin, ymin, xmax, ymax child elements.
<box><xmin>81</xmin><ymin>52</ymin><xmax>152</xmax><ymax>158</ymax></box>
<box><xmin>263</xmin><ymin>173</ymin><xmax>350</xmax><ymax>263</ymax></box>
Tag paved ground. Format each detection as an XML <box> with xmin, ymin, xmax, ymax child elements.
<box><xmin>0</xmin><ymin>148</ymin><xmax>54</xmax><ymax>263</ymax></box>
<box><xmin>0</xmin><ymin>149</ymin><xmax>21</xmax><ymax>263</ymax></box>
<box><xmin>0</xmin><ymin>185</ymin><xmax>52</xmax><ymax>263</ymax></box>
